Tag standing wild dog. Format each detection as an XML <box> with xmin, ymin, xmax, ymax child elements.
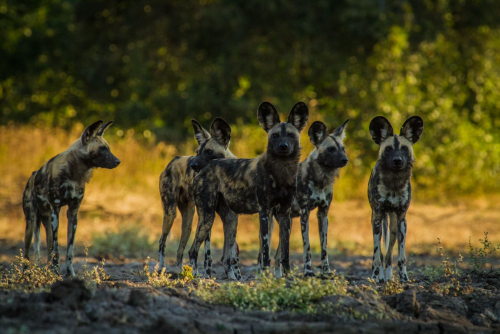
<box><xmin>266</xmin><ymin>119</ymin><xmax>349</xmax><ymax>277</ymax></box>
<box><xmin>23</xmin><ymin>120</ymin><xmax>120</xmax><ymax>276</ymax></box>
<box><xmin>368</xmin><ymin>116</ymin><xmax>424</xmax><ymax>282</ymax></box>
<box><xmin>158</xmin><ymin>118</ymin><xmax>239</xmax><ymax>276</ymax></box>
<box><xmin>189</xmin><ymin>102</ymin><xmax>309</xmax><ymax>279</ymax></box>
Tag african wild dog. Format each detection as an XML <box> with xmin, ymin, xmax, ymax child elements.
<box><xmin>368</xmin><ymin>116</ymin><xmax>424</xmax><ymax>282</ymax></box>
<box><xmin>265</xmin><ymin>119</ymin><xmax>349</xmax><ymax>277</ymax></box>
<box><xmin>23</xmin><ymin>120</ymin><xmax>120</xmax><ymax>276</ymax></box>
<box><xmin>189</xmin><ymin>102</ymin><xmax>309</xmax><ymax>279</ymax></box>
<box><xmin>158</xmin><ymin>118</ymin><xmax>239</xmax><ymax>276</ymax></box>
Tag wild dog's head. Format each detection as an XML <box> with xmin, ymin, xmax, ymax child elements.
<box><xmin>190</xmin><ymin>118</ymin><xmax>232</xmax><ymax>172</ymax></box>
<box><xmin>369</xmin><ymin>116</ymin><xmax>424</xmax><ymax>171</ymax></box>
<box><xmin>258</xmin><ymin>102</ymin><xmax>309</xmax><ymax>158</ymax></box>
<box><xmin>308</xmin><ymin>119</ymin><xmax>349</xmax><ymax>168</ymax></box>
<box><xmin>81</xmin><ymin>120</ymin><xmax>121</xmax><ymax>169</ymax></box>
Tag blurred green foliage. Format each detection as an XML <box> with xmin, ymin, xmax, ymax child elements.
<box><xmin>1</xmin><ymin>0</ymin><xmax>500</xmax><ymax>198</ymax></box>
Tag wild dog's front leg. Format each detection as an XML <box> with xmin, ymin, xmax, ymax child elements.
<box><xmin>397</xmin><ymin>213</ymin><xmax>409</xmax><ymax>282</ymax></box>
<box><xmin>300</xmin><ymin>208</ymin><xmax>314</xmax><ymax>276</ymax></box>
<box><xmin>50</xmin><ymin>207</ymin><xmax>61</xmax><ymax>272</ymax></box>
<box><xmin>203</xmin><ymin>232</ymin><xmax>212</xmax><ymax>278</ymax></box>
<box><xmin>317</xmin><ymin>206</ymin><xmax>332</xmax><ymax>275</ymax></box>
<box><xmin>371</xmin><ymin>211</ymin><xmax>385</xmax><ymax>283</ymax></box>
<box><xmin>65</xmin><ymin>201</ymin><xmax>81</xmax><ymax>278</ymax></box>
<box><xmin>258</xmin><ymin>209</ymin><xmax>271</xmax><ymax>270</ymax></box>
<box><xmin>188</xmin><ymin>210</ymin><xmax>216</xmax><ymax>276</ymax></box>
<box><xmin>276</xmin><ymin>207</ymin><xmax>292</xmax><ymax>277</ymax></box>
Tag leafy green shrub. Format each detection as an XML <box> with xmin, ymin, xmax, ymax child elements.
<box><xmin>0</xmin><ymin>250</ymin><xmax>61</xmax><ymax>292</ymax></box>
<box><xmin>143</xmin><ymin>258</ymin><xmax>196</xmax><ymax>288</ymax></box>
<box><xmin>91</xmin><ymin>223</ymin><xmax>154</xmax><ymax>259</ymax></box>
<box><xmin>468</xmin><ymin>232</ymin><xmax>500</xmax><ymax>272</ymax></box>
<box><xmin>196</xmin><ymin>271</ymin><xmax>347</xmax><ymax>313</ymax></box>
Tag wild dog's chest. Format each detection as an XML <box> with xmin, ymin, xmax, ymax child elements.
<box><xmin>307</xmin><ymin>182</ymin><xmax>332</xmax><ymax>209</ymax></box>
<box><xmin>42</xmin><ymin>180</ymin><xmax>85</xmax><ymax>207</ymax></box>
<box><xmin>377</xmin><ymin>181</ymin><xmax>409</xmax><ymax>209</ymax></box>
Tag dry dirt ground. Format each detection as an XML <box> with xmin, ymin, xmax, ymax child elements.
<box><xmin>1</xmin><ymin>242</ymin><xmax>500</xmax><ymax>334</ymax></box>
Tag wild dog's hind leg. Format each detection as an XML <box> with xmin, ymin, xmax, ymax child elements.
<box><xmin>397</xmin><ymin>212</ymin><xmax>409</xmax><ymax>282</ymax></box>
<box><xmin>158</xmin><ymin>186</ymin><xmax>177</xmax><ymax>273</ymax></box>
<box><xmin>371</xmin><ymin>211</ymin><xmax>385</xmax><ymax>283</ymax></box>
<box><xmin>176</xmin><ymin>201</ymin><xmax>195</xmax><ymax>273</ymax></box>
<box><xmin>384</xmin><ymin>213</ymin><xmax>398</xmax><ymax>280</ymax></box>
<box><xmin>23</xmin><ymin>196</ymin><xmax>37</xmax><ymax>262</ymax></box>
<box><xmin>65</xmin><ymin>200</ymin><xmax>81</xmax><ymax>277</ymax></box>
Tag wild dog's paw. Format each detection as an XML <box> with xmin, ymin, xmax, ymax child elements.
<box><xmin>303</xmin><ymin>270</ymin><xmax>315</xmax><ymax>278</ymax></box>
<box><xmin>371</xmin><ymin>267</ymin><xmax>385</xmax><ymax>283</ymax></box>
<box><xmin>399</xmin><ymin>270</ymin><xmax>409</xmax><ymax>283</ymax></box>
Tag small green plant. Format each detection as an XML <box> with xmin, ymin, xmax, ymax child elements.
<box><xmin>196</xmin><ymin>270</ymin><xmax>348</xmax><ymax>313</ymax></box>
<box><xmin>81</xmin><ymin>245</ymin><xmax>109</xmax><ymax>289</ymax></box>
<box><xmin>380</xmin><ymin>279</ymin><xmax>404</xmax><ymax>295</ymax></box>
<box><xmin>468</xmin><ymin>232</ymin><xmax>500</xmax><ymax>272</ymax></box>
<box><xmin>91</xmin><ymin>223</ymin><xmax>154</xmax><ymax>259</ymax></box>
<box><xmin>143</xmin><ymin>258</ymin><xmax>196</xmax><ymax>288</ymax></box>
<box><xmin>0</xmin><ymin>250</ymin><xmax>62</xmax><ymax>292</ymax></box>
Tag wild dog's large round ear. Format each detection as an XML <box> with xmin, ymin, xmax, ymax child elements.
<box><xmin>400</xmin><ymin>116</ymin><xmax>424</xmax><ymax>144</ymax></box>
<box><xmin>369</xmin><ymin>116</ymin><xmax>393</xmax><ymax>145</ymax></box>
<box><xmin>97</xmin><ymin>121</ymin><xmax>114</xmax><ymax>136</ymax></box>
<box><xmin>308</xmin><ymin>121</ymin><xmax>329</xmax><ymax>147</ymax></box>
<box><xmin>210</xmin><ymin>117</ymin><xmax>231</xmax><ymax>148</ymax></box>
<box><xmin>191</xmin><ymin>119</ymin><xmax>211</xmax><ymax>146</ymax></box>
<box><xmin>287</xmin><ymin>102</ymin><xmax>309</xmax><ymax>132</ymax></box>
<box><xmin>81</xmin><ymin>120</ymin><xmax>104</xmax><ymax>145</ymax></box>
<box><xmin>332</xmin><ymin>119</ymin><xmax>350</xmax><ymax>142</ymax></box>
<box><xmin>258</xmin><ymin>102</ymin><xmax>281</xmax><ymax>133</ymax></box>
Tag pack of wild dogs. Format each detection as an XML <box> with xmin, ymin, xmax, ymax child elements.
<box><xmin>22</xmin><ymin>102</ymin><xmax>424</xmax><ymax>283</ymax></box>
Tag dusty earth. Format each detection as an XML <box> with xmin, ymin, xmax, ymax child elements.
<box><xmin>1</xmin><ymin>242</ymin><xmax>500</xmax><ymax>334</ymax></box>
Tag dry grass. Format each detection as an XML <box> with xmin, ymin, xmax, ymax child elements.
<box><xmin>0</xmin><ymin>124</ymin><xmax>499</xmax><ymax>264</ymax></box>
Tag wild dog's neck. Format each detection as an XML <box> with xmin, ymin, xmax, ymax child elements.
<box><xmin>65</xmin><ymin>148</ymin><xmax>95</xmax><ymax>185</ymax></box>
<box><xmin>308</xmin><ymin>157</ymin><xmax>339</xmax><ymax>187</ymax></box>
<box><xmin>378</xmin><ymin>159</ymin><xmax>412</xmax><ymax>191</ymax></box>
<box><xmin>263</xmin><ymin>150</ymin><xmax>301</xmax><ymax>187</ymax></box>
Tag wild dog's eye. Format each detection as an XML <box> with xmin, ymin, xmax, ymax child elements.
<box><xmin>206</xmin><ymin>149</ymin><xmax>214</xmax><ymax>155</ymax></box>
<box><xmin>272</xmin><ymin>133</ymin><xmax>279</xmax><ymax>138</ymax></box>
<box><xmin>328</xmin><ymin>147</ymin><xmax>336</xmax><ymax>152</ymax></box>
<box><xmin>287</xmin><ymin>133</ymin><xmax>295</xmax><ymax>138</ymax></box>
<box><xmin>385</xmin><ymin>146</ymin><xmax>393</xmax><ymax>151</ymax></box>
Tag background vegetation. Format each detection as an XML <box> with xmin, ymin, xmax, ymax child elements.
<box><xmin>2</xmin><ymin>0</ymin><xmax>500</xmax><ymax>198</ymax></box>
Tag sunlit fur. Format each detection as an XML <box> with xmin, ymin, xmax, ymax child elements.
<box><xmin>23</xmin><ymin>120</ymin><xmax>120</xmax><ymax>277</ymax></box>
<box><xmin>188</xmin><ymin>102</ymin><xmax>309</xmax><ymax>279</ymax></box>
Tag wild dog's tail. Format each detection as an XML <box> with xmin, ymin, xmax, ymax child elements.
<box><xmin>382</xmin><ymin>213</ymin><xmax>389</xmax><ymax>255</ymax></box>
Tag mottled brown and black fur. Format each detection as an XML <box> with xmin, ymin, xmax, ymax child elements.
<box><xmin>158</xmin><ymin>118</ymin><xmax>239</xmax><ymax>275</ymax></box>
<box><xmin>23</xmin><ymin>121</ymin><xmax>120</xmax><ymax>276</ymax></box>
<box><xmin>368</xmin><ymin>116</ymin><xmax>424</xmax><ymax>282</ymax></box>
<box><xmin>189</xmin><ymin>102</ymin><xmax>309</xmax><ymax>279</ymax></box>
<box><xmin>264</xmin><ymin>119</ymin><xmax>349</xmax><ymax>276</ymax></box>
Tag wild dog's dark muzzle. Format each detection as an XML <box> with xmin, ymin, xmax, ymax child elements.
<box><xmin>190</xmin><ymin>162</ymin><xmax>200</xmax><ymax>172</ymax></box>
